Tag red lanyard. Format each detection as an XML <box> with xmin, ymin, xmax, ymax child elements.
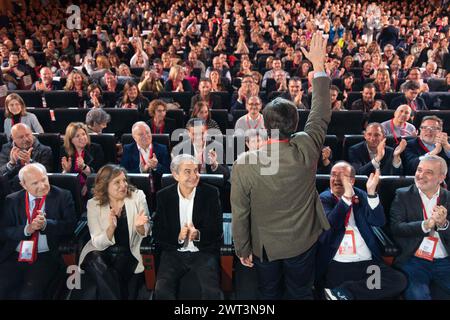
<box><xmin>418</xmin><ymin>138</ymin><xmax>430</xmax><ymax>153</ymax></box>
<box><xmin>152</xmin><ymin>120</ymin><xmax>165</xmax><ymax>134</ymax></box>
<box><xmin>246</xmin><ymin>114</ymin><xmax>263</xmax><ymax>129</ymax></box>
<box><xmin>139</xmin><ymin>144</ymin><xmax>153</xmax><ymax>166</ymax></box>
<box><xmin>333</xmin><ymin>194</ymin><xmax>353</xmax><ymax>227</ymax></box>
<box><xmin>266</xmin><ymin>139</ymin><xmax>289</xmax><ymax>145</ymax></box>
<box><xmin>25</xmin><ymin>192</ymin><xmax>46</xmax><ymax>224</ymax></box>
<box><xmin>409</xmin><ymin>99</ymin><xmax>417</xmax><ymax>111</ymax></box>
<box><xmin>421</xmin><ymin>196</ymin><xmax>440</xmax><ymax>220</ymax></box>
<box><xmin>390</xmin><ymin>119</ymin><xmax>406</xmax><ymax>144</ymax></box>
<box><xmin>74</xmin><ymin>149</ymin><xmax>85</xmax><ymax>172</ymax></box>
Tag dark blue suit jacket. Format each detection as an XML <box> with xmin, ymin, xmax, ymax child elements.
<box><xmin>348</xmin><ymin>141</ymin><xmax>403</xmax><ymax>176</ymax></box>
<box><xmin>316</xmin><ymin>187</ymin><xmax>385</xmax><ymax>282</ymax></box>
<box><xmin>390</xmin><ymin>95</ymin><xmax>427</xmax><ymax>111</ymax></box>
<box><xmin>403</xmin><ymin>138</ymin><xmax>450</xmax><ymax>184</ymax></box>
<box><xmin>120</xmin><ymin>141</ymin><xmax>170</xmax><ymax>175</ymax></box>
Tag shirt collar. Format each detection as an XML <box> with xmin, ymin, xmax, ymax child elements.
<box><xmin>177</xmin><ymin>184</ymin><xmax>196</xmax><ymax>201</ymax></box>
<box><xmin>417</xmin><ymin>186</ymin><xmax>440</xmax><ymax>201</ymax></box>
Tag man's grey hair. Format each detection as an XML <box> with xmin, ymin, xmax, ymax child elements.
<box><xmin>18</xmin><ymin>163</ymin><xmax>47</xmax><ymax>184</ymax></box>
<box><xmin>132</xmin><ymin>121</ymin><xmax>151</xmax><ymax>133</ymax></box>
<box><xmin>419</xmin><ymin>154</ymin><xmax>448</xmax><ymax>176</ymax></box>
<box><xmin>85</xmin><ymin>108</ymin><xmax>111</xmax><ymax>127</ymax></box>
<box><xmin>170</xmin><ymin>154</ymin><xmax>200</xmax><ymax>173</ymax></box>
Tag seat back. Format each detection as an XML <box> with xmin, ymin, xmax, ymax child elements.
<box><xmin>329</xmin><ymin>111</ymin><xmax>364</xmax><ymax>136</ymax></box>
<box><xmin>44</xmin><ymin>91</ymin><xmax>80</xmax><ymax>108</ymax></box>
<box><xmin>34</xmin><ymin>133</ymin><xmax>61</xmax><ymax>172</ymax></box>
<box><xmin>47</xmin><ymin>173</ymin><xmax>83</xmax><ymax>218</ymax></box>
<box><xmin>27</xmin><ymin>109</ymin><xmax>54</xmax><ymax>132</ymax></box>
<box><xmin>210</xmin><ymin>109</ymin><xmax>228</xmax><ymax>134</ymax></box>
<box><xmin>53</xmin><ymin>109</ymin><xmax>89</xmax><ymax>134</ymax></box>
<box><xmin>102</xmin><ymin>108</ymin><xmax>139</xmax><ymax>137</ymax></box>
<box><xmin>9</xmin><ymin>90</ymin><xmax>43</xmax><ymax>108</ymax></box>
<box><xmin>90</xmin><ymin>134</ymin><xmax>117</xmax><ymax>164</ymax></box>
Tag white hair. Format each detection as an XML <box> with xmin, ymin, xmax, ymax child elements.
<box><xmin>18</xmin><ymin>163</ymin><xmax>47</xmax><ymax>184</ymax></box>
<box><xmin>170</xmin><ymin>154</ymin><xmax>200</xmax><ymax>173</ymax></box>
<box><xmin>131</xmin><ymin>121</ymin><xmax>150</xmax><ymax>133</ymax></box>
<box><xmin>419</xmin><ymin>155</ymin><xmax>448</xmax><ymax>176</ymax></box>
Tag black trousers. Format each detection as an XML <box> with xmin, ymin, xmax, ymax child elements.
<box><xmin>155</xmin><ymin>250</ymin><xmax>222</xmax><ymax>300</ymax></box>
<box><xmin>81</xmin><ymin>249</ymin><xmax>140</xmax><ymax>300</ymax></box>
<box><xmin>325</xmin><ymin>259</ymin><xmax>407</xmax><ymax>299</ymax></box>
<box><xmin>0</xmin><ymin>252</ymin><xmax>61</xmax><ymax>300</ymax></box>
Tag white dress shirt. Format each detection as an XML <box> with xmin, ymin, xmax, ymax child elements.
<box><xmin>333</xmin><ymin>194</ymin><xmax>380</xmax><ymax>263</ymax></box>
<box><xmin>137</xmin><ymin>143</ymin><xmax>153</xmax><ymax>173</ymax></box>
<box><xmin>17</xmin><ymin>193</ymin><xmax>49</xmax><ymax>253</ymax></box>
<box><xmin>418</xmin><ymin>187</ymin><xmax>448</xmax><ymax>259</ymax></box>
<box><xmin>177</xmin><ymin>185</ymin><xmax>199</xmax><ymax>252</ymax></box>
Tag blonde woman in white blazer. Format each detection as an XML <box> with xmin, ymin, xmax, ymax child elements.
<box><xmin>79</xmin><ymin>164</ymin><xmax>150</xmax><ymax>300</ymax></box>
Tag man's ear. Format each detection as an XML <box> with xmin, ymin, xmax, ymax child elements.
<box><xmin>172</xmin><ymin>170</ymin><xmax>180</xmax><ymax>182</ymax></box>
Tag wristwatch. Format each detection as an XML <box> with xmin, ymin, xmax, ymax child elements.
<box><xmin>367</xmin><ymin>193</ymin><xmax>378</xmax><ymax>198</ymax></box>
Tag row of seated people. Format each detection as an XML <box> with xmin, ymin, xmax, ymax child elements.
<box><xmin>3</xmin><ymin>77</ymin><xmax>450</xmax><ymax>115</ymax></box>
<box><xmin>2</xmin><ymin>113</ymin><xmax>450</xmax><ymax>195</ymax></box>
<box><xmin>0</xmin><ymin>155</ymin><xmax>448</xmax><ymax>300</ymax></box>
<box><xmin>2</xmin><ymin>88</ymin><xmax>450</xmax><ymax>140</ymax></box>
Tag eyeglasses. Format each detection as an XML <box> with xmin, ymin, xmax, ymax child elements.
<box><xmin>420</xmin><ymin>126</ymin><xmax>441</xmax><ymax>132</ymax></box>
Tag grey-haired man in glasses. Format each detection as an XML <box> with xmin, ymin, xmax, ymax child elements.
<box><xmin>404</xmin><ymin>116</ymin><xmax>450</xmax><ymax>185</ymax></box>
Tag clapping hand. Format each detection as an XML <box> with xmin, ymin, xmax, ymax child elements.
<box><xmin>366</xmin><ymin>169</ymin><xmax>380</xmax><ymax>196</ymax></box>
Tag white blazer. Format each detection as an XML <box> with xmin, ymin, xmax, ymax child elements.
<box><xmin>79</xmin><ymin>189</ymin><xmax>150</xmax><ymax>273</ymax></box>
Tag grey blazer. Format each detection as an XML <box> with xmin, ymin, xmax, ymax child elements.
<box><xmin>390</xmin><ymin>184</ymin><xmax>450</xmax><ymax>265</ymax></box>
<box><xmin>4</xmin><ymin>113</ymin><xmax>44</xmax><ymax>138</ymax></box>
<box><xmin>231</xmin><ymin>76</ymin><xmax>332</xmax><ymax>262</ymax></box>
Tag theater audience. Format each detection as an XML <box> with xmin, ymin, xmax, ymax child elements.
<box><xmin>86</xmin><ymin>84</ymin><xmax>105</xmax><ymax>109</ymax></box>
<box><xmin>0</xmin><ymin>124</ymin><xmax>52</xmax><ymax>191</ymax></box>
<box><xmin>85</xmin><ymin>108</ymin><xmax>111</xmax><ymax>134</ymax></box>
<box><xmin>164</xmin><ymin>65</ymin><xmax>193</xmax><ymax>92</ymax></box>
<box><xmin>31</xmin><ymin>67</ymin><xmax>61</xmax><ymax>91</ymax></box>
<box><xmin>190</xmin><ymin>78</ymin><xmax>222</xmax><ymax>110</ymax></box>
<box><xmin>3</xmin><ymin>93</ymin><xmax>43</xmax><ymax>139</ymax></box>
<box><xmin>317</xmin><ymin>162</ymin><xmax>407</xmax><ymax>300</ymax></box>
<box><xmin>78</xmin><ymin>164</ymin><xmax>150</xmax><ymax>300</ymax></box>
<box><xmin>404</xmin><ymin>116</ymin><xmax>450</xmax><ymax>184</ymax></box>
<box><xmin>172</xmin><ymin>118</ymin><xmax>230</xmax><ymax>180</ymax></box>
<box><xmin>234</xmin><ymin>96</ymin><xmax>265</xmax><ymax>136</ymax></box>
<box><xmin>351</xmin><ymin>83</ymin><xmax>387</xmax><ymax>112</ymax></box>
<box><xmin>390</xmin><ymin>155</ymin><xmax>450</xmax><ymax>299</ymax></box>
<box><xmin>153</xmin><ymin>154</ymin><xmax>223</xmax><ymax>299</ymax></box>
<box><xmin>391</xmin><ymin>80</ymin><xmax>428</xmax><ymax>111</ymax></box>
<box><xmin>60</xmin><ymin>122</ymin><xmax>105</xmax><ymax>196</ymax></box>
<box><xmin>0</xmin><ymin>163</ymin><xmax>76</xmax><ymax>299</ymax></box>
<box><xmin>381</xmin><ymin>105</ymin><xmax>417</xmax><ymax>141</ymax></box>
<box><xmin>146</xmin><ymin>100</ymin><xmax>177</xmax><ymax>135</ymax></box>
<box><xmin>348</xmin><ymin>122</ymin><xmax>406</xmax><ymax>176</ymax></box>
<box><xmin>115</xmin><ymin>81</ymin><xmax>149</xmax><ymax>114</ymax></box>
<box><xmin>190</xmin><ymin>101</ymin><xmax>221</xmax><ymax>131</ymax></box>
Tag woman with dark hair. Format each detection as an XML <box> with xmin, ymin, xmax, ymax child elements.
<box><xmin>190</xmin><ymin>101</ymin><xmax>220</xmax><ymax>131</ymax></box>
<box><xmin>146</xmin><ymin>99</ymin><xmax>177</xmax><ymax>135</ymax></box>
<box><xmin>60</xmin><ymin>122</ymin><xmax>105</xmax><ymax>196</ymax></box>
<box><xmin>3</xmin><ymin>93</ymin><xmax>43</xmax><ymax>138</ymax></box>
<box><xmin>78</xmin><ymin>164</ymin><xmax>150</xmax><ymax>300</ymax></box>
<box><xmin>86</xmin><ymin>84</ymin><xmax>105</xmax><ymax>108</ymax></box>
<box><xmin>116</xmin><ymin>81</ymin><xmax>150</xmax><ymax>114</ymax></box>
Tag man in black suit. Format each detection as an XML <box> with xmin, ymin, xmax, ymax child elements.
<box><xmin>190</xmin><ymin>78</ymin><xmax>223</xmax><ymax>110</ymax></box>
<box><xmin>351</xmin><ymin>83</ymin><xmax>387</xmax><ymax>112</ymax></box>
<box><xmin>348</xmin><ymin>122</ymin><xmax>406</xmax><ymax>176</ymax></box>
<box><xmin>0</xmin><ymin>163</ymin><xmax>76</xmax><ymax>299</ymax></box>
<box><xmin>390</xmin><ymin>155</ymin><xmax>450</xmax><ymax>300</ymax></box>
<box><xmin>404</xmin><ymin>115</ymin><xmax>450</xmax><ymax>184</ymax></box>
<box><xmin>153</xmin><ymin>154</ymin><xmax>223</xmax><ymax>299</ymax></box>
<box><xmin>171</xmin><ymin>118</ymin><xmax>230</xmax><ymax>181</ymax></box>
<box><xmin>0</xmin><ymin>124</ymin><xmax>53</xmax><ymax>191</ymax></box>
<box><xmin>277</xmin><ymin>77</ymin><xmax>310</xmax><ymax>109</ymax></box>
<box><xmin>390</xmin><ymin>80</ymin><xmax>428</xmax><ymax>111</ymax></box>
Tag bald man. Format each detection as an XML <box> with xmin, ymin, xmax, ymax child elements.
<box><xmin>31</xmin><ymin>67</ymin><xmax>61</xmax><ymax>91</ymax></box>
<box><xmin>0</xmin><ymin>163</ymin><xmax>76</xmax><ymax>299</ymax></box>
<box><xmin>0</xmin><ymin>123</ymin><xmax>52</xmax><ymax>191</ymax></box>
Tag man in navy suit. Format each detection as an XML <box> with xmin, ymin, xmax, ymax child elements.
<box><xmin>348</xmin><ymin>122</ymin><xmax>406</xmax><ymax>176</ymax></box>
<box><xmin>390</xmin><ymin>80</ymin><xmax>427</xmax><ymax>111</ymax></box>
<box><xmin>121</xmin><ymin>121</ymin><xmax>170</xmax><ymax>176</ymax></box>
<box><xmin>0</xmin><ymin>163</ymin><xmax>76</xmax><ymax>299</ymax></box>
<box><xmin>404</xmin><ymin>116</ymin><xmax>450</xmax><ymax>185</ymax></box>
<box><xmin>317</xmin><ymin>162</ymin><xmax>407</xmax><ymax>300</ymax></box>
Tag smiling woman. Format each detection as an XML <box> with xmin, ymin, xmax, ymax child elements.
<box><xmin>78</xmin><ymin>164</ymin><xmax>150</xmax><ymax>300</ymax></box>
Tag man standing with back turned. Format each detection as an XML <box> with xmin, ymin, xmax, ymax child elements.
<box><xmin>231</xmin><ymin>32</ymin><xmax>331</xmax><ymax>300</ymax></box>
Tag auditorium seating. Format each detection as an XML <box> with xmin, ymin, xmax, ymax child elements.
<box><xmin>44</xmin><ymin>91</ymin><xmax>80</xmax><ymax>109</ymax></box>
<box><xmin>102</xmin><ymin>108</ymin><xmax>140</xmax><ymax>137</ymax></box>
<box><xmin>34</xmin><ymin>133</ymin><xmax>61</xmax><ymax>171</ymax></box>
<box><xmin>89</xmin><ymin>133</ymin><xmax>118</xmax><ymax>164</ymax></box>
<box><xmin>210</xmin><ymin>109</ymin><xmax>229</xmax><ymax>134</ymax></box>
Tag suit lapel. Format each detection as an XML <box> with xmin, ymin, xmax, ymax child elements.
<box><xmin>84</xmin><ymin>147</ymin><xmax>94</xmax><ymax>166</ymax></box>
<box><xmin>192</xmin><ymin>185</ymin><xmax>202</xmax><ymax>227</ymax></box>
<box><xmin>362</xmin><ymin>142</ymin><xmax>371</xmax><ymax>163</ymax></box>
<box><xmin>124</xmin><ymin>196</ymin><xmax>136</xmax><ymax>243</ymax></box>
<box><xmin>410</xmin><ymin>185</ymin><xmax>425</xmax><ymax>221</ymax></box>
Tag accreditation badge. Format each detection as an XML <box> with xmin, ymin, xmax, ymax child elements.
<box><xmin>415</xmin><ymin>236</ymin><xmax>438</xmax><ymax>261</ymax></box>
<box><xmin>338</xmin><ymin>229</ymin><xmax>357</xmax><ymax>256</ymax></box>
<box><xmin>18</xmin><ymin>240</ymin><xmax>35</xmax><ymax>262</ymax></box>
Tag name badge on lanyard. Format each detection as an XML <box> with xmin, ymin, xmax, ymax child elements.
<box><xmin>18</xmin><ymin>193</ymin><xmax>46</xmax><ymax>263</ymax></box>
<box><xmin>339</xmin><ymin>228</ymin><xmax>357</xmax><ymax>256</ymax></box>
<box><xmin>415</xmin><ymin>196</ymin><xmax>440</xmax><ymax>261</ymax></box>
<box><xmin>338</xmin><ymin>204</ymin><xmax>356</xmax><ymax>256</ymax></box>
